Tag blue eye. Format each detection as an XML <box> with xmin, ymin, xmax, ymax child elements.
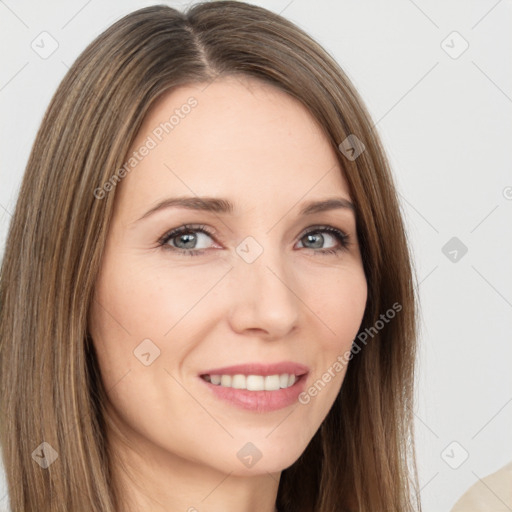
<box><xmin>298</xmin><ymin>226</ymin><xmax>350</xmax><ymax>255</ymax></box>
<box><xmin>158</xmin><ymin>224</ymin><xmax>350</xmax><ymax>257</ymax></box>
<box><xmin>158</xmin><ymin>224</ymin><xmax>217</xmax><ymax>257</ymax></box>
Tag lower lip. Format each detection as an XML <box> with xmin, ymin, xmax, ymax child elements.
<box><xmin>199</xmin><ymin>374</ymin><xmax>308</xmax><ymax>412</ymax></box>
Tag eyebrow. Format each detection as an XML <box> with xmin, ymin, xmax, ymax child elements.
<box><xmin>135</xmin><ymin>195</ymin><xmax>355</xmax><ymax>222</ymax></box>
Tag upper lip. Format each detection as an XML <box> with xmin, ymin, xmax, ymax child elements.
<box><xmin>199</xmin><ymin>362</ymin><xmax>310</xmax><ymax>377</ymax></box>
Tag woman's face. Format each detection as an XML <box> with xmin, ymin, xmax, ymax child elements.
<box><xmin>89</xmin><ymin>75</ymin><xmax>367</xmax><ymax>478</ymax></box>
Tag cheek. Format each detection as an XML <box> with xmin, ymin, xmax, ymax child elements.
<box><xmin>88</xmin><ymin>254</ymin><xmax>231</xmax><ymax>387</ymax></box>
<box><xmin>87</xmin><ymin>257</ymin><xmax>224</xmax><ymax>448</ymax></box>
<box><xmin>293</xmin><ymin>265</ymin><xmax>367</xmax><ymax>419</ymax></box>
<box><xmin>306</xmin><ymin>264</ymin><xmax>368</xmax><ymax>351</ymax></box>
<box><xmin>92</xmin><ymin>255</ymin><xmax>222</xmax><ymax>339</ymax></box>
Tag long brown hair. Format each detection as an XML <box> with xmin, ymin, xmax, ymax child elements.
<box><xmin>0</xmin><ymin>2</ymin><xmax>421</xmax><ymax>511</ymax></box>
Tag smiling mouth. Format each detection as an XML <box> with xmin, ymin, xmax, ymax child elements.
<box><xmin>200</xmin><ymin>373</ymin><xmax>301</xmax><ymax>391</ymax></box>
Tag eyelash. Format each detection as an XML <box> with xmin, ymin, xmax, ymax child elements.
<box><xmin>157</xmin><ymin>223</ymin><xmax>351</xmax><ymax>257</ymax></box>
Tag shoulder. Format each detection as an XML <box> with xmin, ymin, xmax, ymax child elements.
<box><xmin>450</xmin><ymin>460</ymin><xmax>512</xmax><ymax>512</ymax></box>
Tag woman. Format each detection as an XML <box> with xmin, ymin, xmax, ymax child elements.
<box><xmin>0</xmin><ymin>2</ymin><xmax>421</xmax><ymax>511</ymax></box>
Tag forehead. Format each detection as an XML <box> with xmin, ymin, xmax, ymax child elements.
<box><xmin>113</xmin><ymin>76</ymin><xmax>351</xmax><ymax>218</ymax></box>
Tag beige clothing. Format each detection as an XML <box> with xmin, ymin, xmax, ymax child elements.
<box><xmin>451</xmin><ymin>461</ymin><xmax>512</xmax><ymax>511</ymax></box>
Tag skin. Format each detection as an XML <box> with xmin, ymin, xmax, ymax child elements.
<box><xmin>88</xmin><ymin>75</ymin><xmax>368</xmax><ymax>512</ymax></box>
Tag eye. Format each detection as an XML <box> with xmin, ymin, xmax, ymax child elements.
<box><xmin>157</xmin><ymin>224</ymin><xmax>351</xmax><ymax>257</ymax></box>
<box><xmin>158</xmin><ymin>224</ymin><xmax>217</xmax><ymax>256</ymax></box>
<box><xmin>297</xmin><ymin>225</ymin><xmax>350</xmax><ymax>255</ymax></box>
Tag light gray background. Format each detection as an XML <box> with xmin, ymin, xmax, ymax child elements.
<box><xmin>1</xmin><ymin>1</ymin><xmax>511</xmax><ymax>511</ymax></box>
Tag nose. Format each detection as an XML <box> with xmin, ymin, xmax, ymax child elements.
<box><xmin>226</xmin><ymin>242</ymin><xmax>300</xmax><ymax>340</ymax></box>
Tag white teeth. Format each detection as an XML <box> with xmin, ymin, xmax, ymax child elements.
<box><xmin>264</xmin><ymin>375</ymin><xmax>281</xmax><ymax>391</ymax></box>
<box><xmin>220</xmin><ymin>375</ymin><xmax>232</xmax><ymax>387</ymax></box>
<box><xmin>203</xmin><ymin>373</ymin><xmax>298</xmax><ymax>390</ymax></box>
<box><xmin>210</xmin><ymin>375</ymin><xmax>221</xmax><ymax>385</ymax></box>
<box><xmin>247</xmin><ymin>375</ymin><xmax>264</xmax><ymax>391</ymax></box>
<box><xmin>231</xmin><ymin>374</ymin><xmax>246</xmax><ymax>389</ymax></box>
